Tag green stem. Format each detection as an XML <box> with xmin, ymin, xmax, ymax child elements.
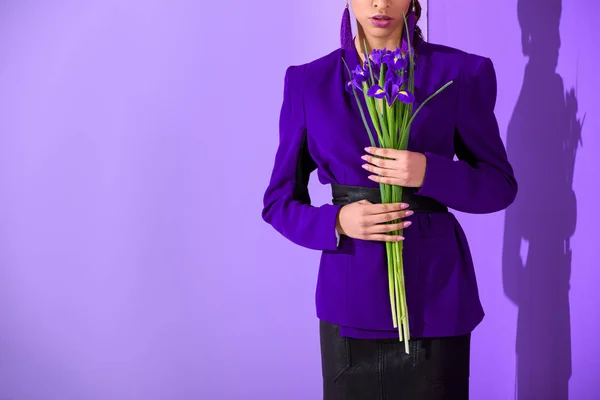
<box><xmin>393</xmin><ymin>252</ymin><xmax>400</xmax><ymax>322</ymax></box>
<box><xmin>387</xmin><ymin>103</ymin><xmax>395</xmax><ymax>148</ymax></box>
<box><xmin>399</xmin><ymin>250</ymin><xmax>410</xmax><ymax>354</ymax></box>
<box><xmin>363</xmin><ymin>39</ymin><xmax>377</xmax><ymax>88</ymax></box>
<box><xmin>365</xmin><ymin>94</ymin><xmax>384</xmax><ymax>146</ymax></box>
<box><xmin>396</xmin><ymin>103</ymin><xmax>403</xmax><ymax>149</ymax></box>
<box><xmin>378</xmin><ymin>101</ymin><xmax>389</xmax><ymax>148</ymax></box>
<box><xmin>406</xmin><ymin>81</ymin><xmax>454</xmax><ymax>134</ymax></box>
<box><xmin>342</xmin><ymin>58</ymin><xmax>377</xmax><ymax>148</ymax></box>
<box><xmin>387</xmin><ymin>241</ymin><xmax>397</xmax><ymax>329</ymax></box>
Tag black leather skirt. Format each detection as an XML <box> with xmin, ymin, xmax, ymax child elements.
<box><xmin>319</xmin><ymin>320</ymin><xmax>471</xmax><ymax>400</ymax></box>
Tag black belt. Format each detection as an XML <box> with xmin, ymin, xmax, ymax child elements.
<box><xmin>331</xmin><ymin>183</ymin><xmax>448</xmax><ymax>213</ymax></box>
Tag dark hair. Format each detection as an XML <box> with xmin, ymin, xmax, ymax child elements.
<box><xmin>412</xmin><ymin>0</ymin><xmax>424</xmax><ymax>45</ymax></box>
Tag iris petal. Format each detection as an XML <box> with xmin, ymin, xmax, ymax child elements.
<box><xmin>367</xmin><ymin>85</ymin><xmax>386</xmax><ymax>99</ymax></box>
<box><xmin>398</xmin><ymin>90</ymin><xmax>415</xmax><ymax>104</ymax></box>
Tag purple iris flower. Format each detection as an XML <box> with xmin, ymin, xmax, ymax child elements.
<box><xmin>397</xmin><ymin>89</ymin><xmax>415</xmax><ymax>104</ymax></box>
<box><xmin>383</xmin><ymin>48</ymin><xmax>408</xmax><ymax>72</ymax></box>
<box><xmin>362</xmin><ymin>59</ymin><xmax>381</xmax><ymax>80</ymax></box>
<box><xmin>369</xmin><ymin>48</ymin><xmax>387</xmax><ymax>66</ymax></box>
<box><xmin>352</xmin><ymin>64</ymin><xmax>367</xmax><ymax>84</ymax></box>
<box><xmin>367</xmin><ymin>84</ymin><xmax>386</xmax><ymax>101</ymax></box>
<box><xmin>386</xmin><ymin>68</ymin><xmax>404</xmax><ymax>88</ymax></box>
<box><xmin>367</xmin><ymin>79</ymin><xmax>400</xmax><ymax>107</ymax></box>
<box><xmin>346</xmin><ymin>64</ymin><xmax>369</xmax><ymax>93</ymax></box>
<box><xmin>367</xmin><ymin>78</ymin><xmax>415</xmax><ymax>106</ymax></box>
<box><xmin>401</xmin><ymin>40</ymin><xmax>409</xmax><ymax>55</ymax></box>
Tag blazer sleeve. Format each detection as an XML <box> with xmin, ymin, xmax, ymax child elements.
<box><xmin>414</xmin><ymin>56</ymin><xmax>518</xmax><ymax>213</ymax></box>
<box><xmin>261</xmin><ymin>65</ymin><xmax>342</xmax><ymax>251</ymax></box>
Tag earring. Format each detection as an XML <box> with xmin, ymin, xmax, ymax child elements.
<box><xmin>340</xmin><ymin>1</ymin><xmax>353</xmax><ymax>50</ymax></box>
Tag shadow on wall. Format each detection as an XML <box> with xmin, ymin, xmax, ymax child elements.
<box><xmin>502</xmin><ymin>0</ymin><xmax>586</xmax><ymax>399</ymax></box>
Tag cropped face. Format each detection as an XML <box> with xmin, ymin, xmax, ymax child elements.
<box><xmin>351</xmin><ymin>0</ymin><xmax>412</xmax><ymax>41</ymax></box>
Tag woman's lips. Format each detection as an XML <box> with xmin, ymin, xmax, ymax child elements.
<box><xmin>370</xmin><ymin>15</ymin><xmax>393</xmax><ymax>28</ymax></box>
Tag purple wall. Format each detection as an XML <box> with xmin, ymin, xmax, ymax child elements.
<box><xmin>430</xmin><ymin>0</ymin><xmax>600</xmax><ymax>398</ymax></box>
<box><xmin>0</xmin><ymin>1</ymin><xmax>597</xmax><ymax>399</ymax></box>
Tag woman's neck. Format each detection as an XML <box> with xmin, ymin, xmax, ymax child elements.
<box><xmin>355</xmin><ymin>25</ymin><xmax>404</xmax><ymax>62</ymax></box>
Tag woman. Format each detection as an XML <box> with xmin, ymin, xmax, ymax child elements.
<box><xmin>262</xmin><ymin>0</ymin><xmax>517</xmax><ymax>398</ymax></box>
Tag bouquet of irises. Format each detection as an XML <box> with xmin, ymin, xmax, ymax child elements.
<box><xmin>343</xmin><ymin>22</ymin><xmax>452</xmax><ymax>354</ymax></box>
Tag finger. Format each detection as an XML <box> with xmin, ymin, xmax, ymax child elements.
<box><xmin>361</xmin><ymin>154</ymin><xmax>394</xmax><ymax>169</ymax></box>
<box><xmin>367</xmin><ymin>175</ymin><xmax>404</xmax><ymax>186</ymax></box>
<box><xmin>363</xmin><ymin>202</ymin><xmax>409</xmax><ymax>215</ymax></box>
<box><xmin>367</xmin><ymin>210</ymin><xmax>414</xmax><ymax>224</ymax></box>
<box><xmin>364</xmin><ymin>146</ymin><xmax>399</xmax><ymax>160</ymax></box>
<box><xmin>366</xmin><ymin>233</ymin><xmax>405</xmax><ymax>242</ymax></box>
<box><xmin>361</xmin><ymin>162</ymin><xmax>395</xmax><ymax>177</ymax></box>
<box><xmin>369</xmin><ymin>220</ymin><xmax>412</xmax><ymax>234</ymax></box>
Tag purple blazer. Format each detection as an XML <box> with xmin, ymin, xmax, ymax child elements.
<box><xmin>262</xmin><ymin>40</ymin><xmax>518</xmax><ymax>339</ymax></box>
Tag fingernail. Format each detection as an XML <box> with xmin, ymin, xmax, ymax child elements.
<box><xmin>397</xmin><ymin>236</ymin><xmax>405</xmax><ymax>241</ymax></box>
<box><xmin>404</xmin><ymin>221</ymin><xmax>412</xmax><ymax>228</ymax></box>
<box><xmin>400</xmin><ymin>203</ymin><xmax>409</xmax><ymax>209</ymax></box>
<box><xmin>360</xmin><ymin>155</ymin><xmax>367</xmax><ymax>160</ymax></box>
<box><xmin>405</xmin><ymin>210</ymin><xmax>414</xmax><ymax>216</ymax></box>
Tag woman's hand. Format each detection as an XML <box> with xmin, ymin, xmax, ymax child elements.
<box><xmin>361</xmin><ymin>147</ymin><xmax>427</xmax><ymax>188</ymax></box>
<box><xmin>336</xmin><ymin>200</ymin><xmax>414</xmax><ymax>242</ymax></box>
